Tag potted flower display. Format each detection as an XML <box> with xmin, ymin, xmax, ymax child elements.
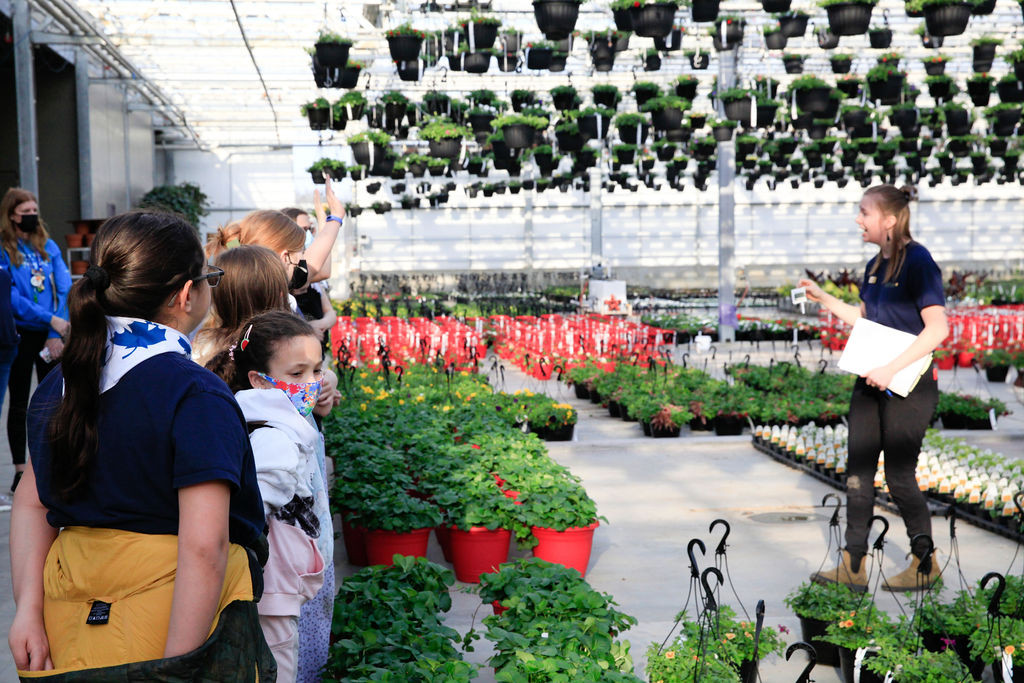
<box><xmin>386</xmin><ymin>23</ymin><xmax>426</xmax><ymax>62</ymax></box>
<box><xmin>820</xmin><ymin>0</ymin><xmax>877</xmax><ymax>36</ymax></box>
<box><xmin>419</xmin><ymin>117</ymin><xmax>470</xmax><ymax>159</ymax></box>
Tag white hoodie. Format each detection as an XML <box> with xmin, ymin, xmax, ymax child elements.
<box><xmin>234</xmin><ymin>388</ymin><xmax>320</xmax><ymax>517</ymax></box>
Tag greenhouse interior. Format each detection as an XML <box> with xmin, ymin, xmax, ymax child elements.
<box><xmin>3</xmin><ymin>0</ymin><xmax>1024</xmax><ymax>680</ymax></box>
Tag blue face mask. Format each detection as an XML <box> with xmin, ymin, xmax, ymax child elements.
<box><xmin>303</xmin><ymin>229</ymin><xmax>315</xmax><ymax>250</ymax></box>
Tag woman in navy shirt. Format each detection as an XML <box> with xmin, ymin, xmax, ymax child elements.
<box><xmin>9</xmin><ymin>211</ymin><xmax>270</xmax><ymax>677</ymax></box>
<box><xmin>799</xmin><ymin>185</ymin><xmax>948</xmax><ymax>593</ymax></box>
<box><xmin>0</xmin><ymin>188</ymin><xmax>71</xmax><ymax>492</ymax></box>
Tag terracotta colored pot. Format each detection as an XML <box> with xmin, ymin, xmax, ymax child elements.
<box><xmin>65</xmin><ymin>234</ymin><xmax>84</xmax><ymax>248</ymax></box>
<box><xmin>70</xmin><ymin>261</ymin><xmax>88</xmax><ymax>275</ymax></box>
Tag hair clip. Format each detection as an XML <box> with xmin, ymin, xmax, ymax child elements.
<box><xmin>240</xmin><ymin>324</ymin><xmax>253</xmax><ymax>352</ymax></box>
<box><xmin>225</xmin><ymin>238</ymin><xmax>241</xmax><ymax>249</ymax></box>
<box><xmin>228</xmin><ymin>342</ymin><xmax>237</xmax><ymax>361</ymax></box>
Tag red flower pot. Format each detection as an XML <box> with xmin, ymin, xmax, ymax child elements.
<box><xmin>449</xmin><ymin>526</ymin><xmax>512</xmax><ymax>583</ymax></box>
<box><xmin>342</xmin><ymin>513</ymin><xmax>368</xmax><ymax>566</ymax></box>
<box><xmin>957</xmin><ymin>351</ymin><xmax>976</xmax><ymax>368</ymax></box>
<box><xmin>531</xmin><ymin>520</ymin><xmax>599</xmax><ymax>577</ymax></box>
<box><xmin>364</xmin><ymin>527</ymin><xmax>432</xmax><ymax>566</ymax></box>
<box><xmin>936</xmin><ymin>355</ymin><xmax>955</xmax><ymax>371</ymax></box>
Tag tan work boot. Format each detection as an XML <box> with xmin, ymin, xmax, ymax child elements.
<box><xmin>810</xmin><ymin>550</ymin><xmax>869</xmax><ymax>592</ymax></box>
<box><xmin>882</xmin><ymin>552</ymin><xmax>941</xmax><ymax>592</ymax></box>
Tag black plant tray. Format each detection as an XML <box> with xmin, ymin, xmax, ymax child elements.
<box><xmin>751</xmin><ymin>439</ymin><xmax>1024</xmax><ymax>542</ymax></box>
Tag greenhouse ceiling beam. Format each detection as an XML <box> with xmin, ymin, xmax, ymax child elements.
<box><xmin>32</xmin><ymin>0</ymin><xmax>206</xmax><ymax>150</ymax></box>
<box><xmin>31</xmin><ymin>30</ymin><xmax>101</xmax><ymax>44</ymax></box>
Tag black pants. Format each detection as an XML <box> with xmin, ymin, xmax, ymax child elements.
<box><xmin>844</xmin><ymin>369</ymin><xmax>938</xmax><ymax>561</ymax></box>
<box><xmin>8</xmin><ymin>328</ymin><xmax>58</xmax><ymax>465</ymax></box>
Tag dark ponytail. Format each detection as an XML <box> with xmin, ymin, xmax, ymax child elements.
<box><xmin>49</xmin><ymin>210</ymin><xmax>204</xmax><ymax>501</ymax></box>
<box><xmin>207</xmin><ymin>310</ymin><xmax>317</xmax><ymax>393</ymax></box>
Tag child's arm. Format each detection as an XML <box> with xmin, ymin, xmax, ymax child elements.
<box><xmin>250</xmin><ymin>428</ymin><xmax>302</xmax><ymax>516</ymax></box>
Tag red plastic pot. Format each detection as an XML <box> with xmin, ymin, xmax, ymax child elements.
<box><xmin>957</xmin><ymin>351</ymin><xmax>976</xmax><ymax>368</ymax></box>
<box><xmin>449</xmin><ymin>526</ymin><xmax>512</xmax><ymax>583</ymax></box>
<box><xmin>342</xmin><ymin>513</ymin><xmax>368</xmax><ymax>566</ymax></box>
<box><xmin>492</xmin><ymin>600</ymin><xmax>508</xmax><ymax>616</ymax></box>
<box><xmin>531</xmin><ymin>520</ymin><xmax>599</xmax><ymax>577</ymax></box>
<box><xmin>364</xmin><ymin>527</ymin><xmax>431</xmax><ymax>566</ymax></box>
<box><xmin>936</xmin><ymin>355</ymin><xmax>955</xmax><ymax>371</ymax></box>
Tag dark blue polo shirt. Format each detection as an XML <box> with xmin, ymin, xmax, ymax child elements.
<box><xmin>28</xmin><ymin>353</ymin><xmax>265</xmax><ymax>551</ymax></box>
<box><xmin>861</xmin><ymin>241</ymin><xmax>945</xmax><ymax>336</ymax></box>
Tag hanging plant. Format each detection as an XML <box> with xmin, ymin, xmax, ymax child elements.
<box><xmin>313</xmin><ymin>30</ymin><xmax>353</xmax><ymax>69</ymax></box>
<box><xmin>781</xmin><ymin>52</ymin><xmax>805</xmax><ymax>74</ymax></box>
<box><xmin>459</xmin><ymin>10</ymin><xmax>502</xmax><ymax>50</ymax></box>
<box><xmin>868</xmin><ymin>26</ymin><xmax>892</xmax><ymax>47</ymax></box>
<box><xmin>970</xmin><ymin>35</ymin><xmax>1001</xmax><ymax>72</ymax></box>
<box><xmin>684</xmin><ymin>48</ymin><xmax>710</xmax><ymax>69</ymax></box>
<box><xmin>778</xmin><ymin>9</ymin><xmax>810</xmax><ymax>37</ymax></box>
<box><xmin>623</xmin><ymin>0</ymin><xmax>687</xmax><ymax>39</ymax></box>
<box><xmin>709</xmin><ymin>16</ymin><xmax>745</xmax><ymax>50</ymax></box>
<box><xmin>819</xmin><ymin>0</ymin><xmax>877</xmax><ymax>36</ymax></box>
<box><xmin>829</xmin><ymin>52</ymin><xmax>854</xmax><ymax>74</ymax></box>
<box><xmin>532</xmin><ymin>0</ymin><xmax>585</xmax><ymax>41</ymax></box>
<box><xmin>641</xmin><ymin>95</ymin><xmax>691</xmax><ymax>130</ymax></box>
<box><xmin>386</xmin><ymin>23</ymin><xmax>427</xmax><ymax>62</ymax></box>
<box><xmin>550</xmin><ymin>84</ymin><xmax>581</xmax><ymax>111</ymax></box>
<box><xmin>914</xmin><ymin>0</ymin><xmax>977</xmax><ymax>37</ymax></box>
<box><xmin>764</xmin><ymin>22</ymin><xmax>787</xmax><ymax>49</ymax></box>
<box><xmin>967</xmin><ymin>73</ymin><xmax>994</xmax><ymax>106</ymax></box>
<box><xmin>301</xmin><ymin>97</ymin><xmax>331</xmax><ymax>131</ymax></box>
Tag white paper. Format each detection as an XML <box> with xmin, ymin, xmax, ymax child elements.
<box><xmin>837</xmin><ymin>318</ymin><xmax>933</xmax><ymax>398</ymax></box>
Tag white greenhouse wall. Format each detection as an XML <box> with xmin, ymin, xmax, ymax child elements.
<box><xmin>87</xmin><ymin>82</ymin><xmax>154</xmax><ymax>217</ymax></box>
<box><xmin>166</xmin><ymin>145</ymin><xmax>1024</xmax><ymax>288</ymax></box>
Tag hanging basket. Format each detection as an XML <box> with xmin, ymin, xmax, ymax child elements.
<box><xmin>532</xmin><ymin>0</ymin><xmax>581</xmax><ymax>40</ymax></box>
<box><xmin>722</xmin><ymin>98</ymin><xmax>752</xmax><ymax>123</ymax></box>
<box><xmin>629</xmin><ymin>2</ymin><xmax>678</xmax><ymax>38</ymax></box>
<box><xmin>612</xmin><ymin>7</ymin><xmax>633</xmax><ymax>30</ymax></box>
<box><xmin>651</xmin><ymin>107</ymin><xmax>685</xmax><ymax>130</ymax></box>
<box><xmin>525</xmin><ymin>46</ymin><xmax>553</xmax><ymax>70</ymax></box>
<box><xmin>462</xmin><ymin>22</ymin><xmax>499</xmax><ymax>50</ymax></box>
<box><xmin>817</xmin><ymin>27</ymin><xmax>840</xmax><ymax>48</ymax></box>
<box><xmin>428</xmin><ymin>137</ymin><xmax>463</xmax><ymax>159</ymax></box>
<box><xmin>501</xmin><ymin>123</ymin><xmax>536</xmax><ymax>149</ymax></box>
<box><xmin>690</xmin><ymin>51</ymin><xmax>711</xmax><ymax>69</ymax></box>
<box><xmin>779</xmin><ymin>12</ymin><xmax>809</xmax><ymax>37</ymax></box>
<box><xmin>825</xmin><ymin>2</ymin><xmax>874</xmax><ymax>35</ymax></box>
<box><xmin>867</xmin><ymin>73</ymin><xmax>904</xmax><ymax>105</ymax></box>
<box><xmin>997</xmin><ymin>79</ymin><xmax>1024</xmax><ymax>104</ymax></box>
<box><xmin>923</xmin><ymin>2</ymin><xmax>972</xmax><ymax>36</ymax></box>
<box><xmin>691</xmin><ymin>0</ymin><xmax>721</xmax><ymax>22</ymax></box>
<box><xmin>756</xmin><ymin>103</ymin><xmax>780</xmax><ymax>127</ymax></box>
<box><xmin>795</xmin><ymin>86</ymin><xmax>834</xmax><ymax>114</ymax></box>
<box><xmin>765</xmin><ymin>31</ymin><xmax>788</xmax><ymax>49</ymax></box>
<box><xmin>654</xmin><ymin>27</ymin><xmax>684</xmax><ymax>51</ymax></box>
<box><xmin>762</xmin><ymin>0</ymin><xmax>792</xmax><ymax>11</ymax></box>
<box><xmin>675</xmin><ymin>80</ymin><xmax>699</xmax><ymax>100</ymax></box>
<box><xmin>579</xmin><ymin>113</ymin><xmax>611</xmax><ymax>139</ymax></box>
<box><xmin>314</xmin><ymin>42</ymin><xmax>350</xmax><ymax>69</ymax></box>
<box><xmin>783</xmin><ymin>55</ymin><xmax>804</xmax><ymax>74</ymax></box>
<box><xmin>463</xmin><ymin>51</ymin><xmax>492</xmax><ymax>73</ymax></box>
<box><xmin>387</xmin><ymin>34</ymin><xmax>423</xmax><ymax>62</ymax></box>
<box><xmin>973</xmin><ymin>43</ymin><xmax>996</xmax><ymax>72</ymax></box>
<box><xmin>306</xmin><ymin>107</ymin><xmax>330</xmax><ymax>131</ymax></box>
<box><xmin>644</xmin><ymin>53</ymin><xmax>662</xmax><ymax>71</ymax></box>
<box><xmin>868</xmin><ymin>27</ymin><xmax>892</xmax><ymax>48</ymax></box>
<box><xmin>830</xmin><ymin>56</ymin><xmax>852</xmax><ymax>73</ymax></box>
<box><xmin>590</xmin><ymin>41</ymin><xmax>616</xmax><ymax>71</ymax></box>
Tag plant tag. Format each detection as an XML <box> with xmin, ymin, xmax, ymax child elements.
<box><xmin>1003</xmin><ymin>648</ymin><xmax>1013</xmax><ymax>682</ymax></box>
<box><xmin>750</xmin><ymin>94</ymin><xmax>756</xmax><ymax>128</ymax></box>
<box><xmin>853</xmin><ymin>647</ymin><xmax>867</xmax><ymax>683</ymax></box>
<box><xmin>990</xmin><ymin>408</ymin><xmax>997</xmax><ymax>430</ymax></box>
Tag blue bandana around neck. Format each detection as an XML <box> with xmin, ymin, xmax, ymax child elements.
<box><xmin>100</xmin><ymin>316</ymin><xmax>192</xmax><ymax>394</ymax></box>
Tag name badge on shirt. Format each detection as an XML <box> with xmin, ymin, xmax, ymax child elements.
<box><xmin>868</xmin><ymin>276</ymin><xmax>877</xmax><ymax>284</ymax></box>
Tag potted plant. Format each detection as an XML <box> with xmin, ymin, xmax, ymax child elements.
<box><xmin>642</xmin><ymin>95</ymin><xmax>689</xmax><ymax>131</ymax></box>
<box><xmin>710</xmin><ymin>15</ymin><xmax>745</xmax><ymax>50</ymax></box>
<box><xmin>819</xmin><ymin>605</ymin><xmax>896</xmax><ymax>682</ymax></box>
<box><xmin>644</xmin><ymin>47</ymin><xmax>662</xmax><ymax>71</ymax></box>
<box><xmin>790</xmin><ymin>74</ymin><xmax>834</xmax><ymax>115</ymax></box>
<box><xmin>971</xmin><ymin>35</ymin><xmax>1001</xmax><ymax>71</ymax></box>
<box><xmin>916</xmin><ymin>0</ymin><xmax>975</xmax><ymax>37</ymax></box>
<box><xmin>613</xmin><ymin>112</ymin><xmax>650</xmax><ymax>146</ymax></box>
<box><xmin>630</xmin><ymin>80</ymin><xmax>662</xmax><ymax>107</ymax></box>
<box><xmin>710</xmin><ymin>118</ymin><xmax>739</xmax><ymax>142</ymax></box>
<box><xmin>820</xmin><ymin>0</ymin><xmax>877</xmax><ymax>36</ymax></box>
<box><xmin>426</xmin><ymin>157</ymin><xmax>448</xmax><ymax>177</ymax></box>
<box><xmin>344</xmin><ymin>202</ymin><xmax>362</xmax><ymax>218</ymax></box>
<box><xmin>347</xmin><ymin>488</ymin><xmax>442</xmax><ymax>566</ymax></box>
<box><xmin>419</xmin><ymin>117</ymin><xmax>470</xmax><ymax>159</ymax></box>
<box><xmin>764</xmin><ymin>22</ymin><xmax>788</xmax><ymax>49</ymax></box>
<box><xmin>779</xmin><ymin>9</ymin><xmax>810</xmax><ymax>36</ymax></box>
<box><xmin>868</xmin><ymin>25</ymin><xmax>893</xmax><ymax>47</ymax></box>
<box><xmin>523</xmin><ymin>40</ymin><xmax>555</xmax><ymax>70</ymax></box>
<box><xmin>865</xmin><ymin>64</ymin><xmax>906</xmax><ymax>104</ymax></box>
<box><xmin>313</xmin><ymin>30</ymin><xmax>352</xmax><ymax>69</ymax></box>
<box><xmin>621</xmin><ymin>0</ymin><xmax>686</xmax><ymax>39</ymax></box>
<box><xmin>493</xmin><ymin>113</ymin><xmax>547</xmax><ymax>149</ymax></box>
<box><xmin>830</xmin><ymin>52</ymin><xmax>854</xmax><ymax>73</ymax></box>
<box><xmin>386</xmin><ymin>23</ymin><xmax>426</xmax><ymax>62</ymax></box>
<box><xmin>460</xmin><ymin>10</ymin><xmax>502</xmax><ymax>49</ymax></box>
<box><xmin>550</xmin><ymin>84</ymin><xmax>581</xmax><ymax>111</ymax></box>
<box><xmin>432</xmin><ymin>475</ymin><xmax>521</xmax><ymax>583</ymax></box>
<box><xmin>784</xmin><ymin>580</ymin><xmax>861</xmax><ymax>667</ymax></box>
<box><xmin>301</xmin><ymin>97</ymin><xmax>331</xmax><ymax>131</ymax></box>
<box><xmin>532</xmin><ymin>0</ymin><xmax>584</xmax><ymax>41</ymax></box>
<box><xmin>348</xmin><ymin>130</ymin><xmax>391</xmax><ymax>170</ymax></box>
<box><xmin>781</xmin><ymin>52</ymin><xmax>804</xmax><ymax>74</ymax></box>
<box><xmin>371</xmin><ymin>200</ymin><xmax>392</xmax><ymax>215</ymax></box>
<box><xmin>510</xmin><ymin>88</ymin><xmax>537</xmax><ymax>113</ymax></box>
<box><xmin>966</xmin><ymin>73</ymin><xmax>994</xmax><ymax>106</ymax></box>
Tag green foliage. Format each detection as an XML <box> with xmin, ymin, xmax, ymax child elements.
<box><xmin>494</xmin><ymin>113</ymin><xmax>549</xmax><ymax>130</ymax></box>
<box><xmin>348</xmin><ymin>129</ymin><xmax>392</xmax><ymax>146</ymax></box>
<box><xmin>784</xmin><ymin>580</ymin><xmax>861</xmax><ymax>621</ymax></box>
<box><xmin>316</xmin><ymin>30</ymin><xmax>352</xmax><ymax>45</ymax></box>
<box><xmin>138</xmin><ymin>182</ymin><xmax>210</xmax><ymax>227</ymax></box>
<box><xmin>419</xmin><ymin>117</ymin><xmax>471</xmax><ymax>141</ymax></box>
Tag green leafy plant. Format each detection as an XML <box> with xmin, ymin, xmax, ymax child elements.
<box><xmin>419</xmin><ymin>117</ymin><xmax>471</xmax><ymax>141</ymax></box>
<box><xmin>138</xmin><ymin>182</ymin><xmax>210</xmax><ymax>227</ymax></box>
<box><xmin>316</xmin><ymin>30</ymin><xmax>353</xmax><ymax>45</ymax></box>
<box><xmin>493</xmin><ymin>113</ymin><xmax>549</xmax><ymax>130</ymax></box>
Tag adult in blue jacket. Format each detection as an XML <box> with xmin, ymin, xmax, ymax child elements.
<box><xmin>0</xmin><ymin>188</ymin><xmax>71</xmax><ymax>492</ymax></box>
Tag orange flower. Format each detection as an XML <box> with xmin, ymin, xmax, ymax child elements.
<box><xmin>1007</xmin><ymin>645</ymin><xmax>1017</xmax><ymax>656</ymax></box>
<box><xmin>725</xmin><ymin>633</ymin><xmax>736</xmax><ymax>640</ymax></box>
<box><xmin>665</xmin><ymin>651</ymin><xmax>675</xmax><ymax>659</ymax></box>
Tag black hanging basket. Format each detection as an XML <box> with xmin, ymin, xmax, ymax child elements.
<box><xmin>511</xmin><ymin>91</ymin><xmax>536</xmax><ymax>111</ymax></box>
<box><xmin>396</xmin><ymin>60</ymin><xmax>421</xmax><ymax>82</ymax></box>
<box><xmin>463</xmin><ymin>52</ymin><xmax>492</xmax><ymax>73</ymax></box>
<box><xmin>817</xmin><ymin>27</ymin><xmax>840</xmax><ymax>49</ymax></box>
<box><xmin>783</xmin><ymin>55</ymin><xmax>804</xmax><ymax>74</ymax></box>
<box><xmin>712</xmin><ymin>125</ymin><xmax>735</xmax><ymax>142</ymax></box>
<box><xmin>762</xmin><ymin>0</ymin><xmax>792</xmax><ymax>11</ymax></box>
<box><xmin>836</xmin><ymin>79</ymin><xmax>861</xmax><ymax>98</ymax></box>
<box><xmin>338</xmin><ymin>65</ymin><xmax>362</xmax><ymax>89</ymax></box>
<box><xmin>756</xmin><ymin>103</ymin><xmax>780</xmax><ymax>127</ymax></box>
<box><xmin>654</xmin><ymin>27</ymin><xmax>683</xmax><ymax>51</ymax></box>
<box><xmin>590</xmin><ymin>40</ymin><xmax>616</xmax><ymax>71</ymax></box>
<box><xmin>675</xmin><ymin>81</ymin><xmax>698</xmax><ymax>100</ymax></box>
<box><xmin>428</xmin><ymin>138</ymin><xmax>463</xmax><ymax>159</ymax></box>
<box><xmin>825</xmin><ymin>2</ymin><xmax>874</xmax><ymax>36</ymax></box>
<box><xmin>691</xmin><ymin>0</ymin><xmax>721</xmax><ymax>22</ymax></box>
<box><xmin>997</xmin><ymin>80</ymin><xmax>1024</xmax><ymax>104</ymax></box>
<box><xmin>651</xmin><ymin>107</ymin><xmax>685</xmax><ymax>130</ymax></box>
<box><xmin>496</xmin><ymin>53</ymin><xmax>518</xmax><ymax>72</ymax></box>
<box><xmin>722</xmin><ymin>98</ymin><xmax>752</xmax><ymax>123</ymax></box>
<box><xmin>387</xmin><ymin>35</ymin><xmax>423</xmax><ymax>62</ymax></box>
<box><xmin>629</xmin><ymin>3</ymin><xmax>678</xmax><ymax>38</ymax></box>
<box><xmin>645</xmin><ymin>53</ymin><xmax>662</xmax><ymax>71</ymax></box>
<box><xmin>779</xmin><ymin>13</ymin><xmax>809</xmax><ymax>37</ymax></box>
<box><xmin>553</xmin><ymin>91</ymin><xmax>578</xmax><ymax>110</ymax></box>
<box><xmin>830</xmin><ymin>57</ymin><xmax>852</xmax><ymax>73</ymax></box>
<box><xmin>972</xmin><ymin>0</ymin><xmax>996</xmax><ymax>13</ymax></box>
<box><xmin>532</xmin><ymin>0</ymin><xmax>581</xmax><ymax>40</ymax></box>
<box><xmin>501</xmin><ymin>124</ymin><xmax>535</xmax><ymax>149</ymax></box>
<box><xmin>924</xmin><ymin>59</ymin><xmax>946</xmax><ymax>76</ymax></box>
<box><xmin>923</xmin><ymin>2</ymin><xmax>972</xmax><ymax>36</ymax></box>
<box><xmin>795</xmin><ymin>86</ymin><xmax>833</xmax><ymax>114</ymax></box>
<box><xmin>306</xmin><ymin>107</ymin><xmax>330</xmax><ymax>130</ymax></box>
<box><xmin>315</xmin><ymin>42</ymin><xmax>350</xmax><ymax>69</ymax></box>
<box><xmin>525</xmin><ymin>46</ymin><xmax>553</xmax><ymax>70</ymax></box>
<box><xmin>612</xmin><ymin>8</ymin><xmax>633</xmax><ymax>30</ymax></box>
<box><xmin>689</xmin><ymin>52</ymin><xmax>711</xmax><ymax>69</ymax></box>
<box><xmin>350</xmin><ymin>142</ymin><xmax>385</xmax><ymax>168</ymax></box>
<box><xmin>973</xmin><ymin>44</ymin><xmax>996</xmax><ymax>72</ymax></box>
<box><xmin>765</xmin><ymin>31</ymin><xmax>787</xmax><ymax>49</ymax></box>
<box><xmin>548</xmin><ymin>52</ymin><xmax>568</xmax><ymax>72</ymax></box>
<box><xmin>967</xmin><ymin>80</ymin><xmax>991</xmax><ymax>106</ymax></box>
<box><xmin>712</xmin><ymin>22</ymin><xmax>745</xmax><ymax>51</ymax></box>
<box><xmin>868</xmin><ymin>28</ymin><xmax>892</xmax><ymax>48</ymax></box>
<box><xmin>579</xmin><ymin>113</ymin><xmax>611</xmax><ymax>139</ymax></box>
<box><xmin>463</xmin><ymin>22</ymin><xmax>499</xmax><ymax>50</ymax></box>
<box><xmin>593</xmin><ymin>88</ymin><xmax>619</xmax><ymax>109</ymax></box>
<box><xmin>867</xmin><ymin>73</ymin><xmax>904</xmax><ymax>104</ymax></box>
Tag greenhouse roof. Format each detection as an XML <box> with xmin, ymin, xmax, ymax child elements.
<box><xmin>43</xmin><ymin>0</ymin><xmax>1024</xmax><ymax>149</ymax></box>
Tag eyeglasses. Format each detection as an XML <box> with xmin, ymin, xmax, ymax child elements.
<box><xmin>193</xmin><ymin>265</ymin><xmax>224</xmax><ymax>288</ymax></box>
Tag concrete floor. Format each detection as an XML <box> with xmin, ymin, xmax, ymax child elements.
<box><xmin>0</xmin><ymin>343</ymin><xmax>1022</xmax><ymax>681</ymax></box>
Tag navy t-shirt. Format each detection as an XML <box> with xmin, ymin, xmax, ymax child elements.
<box><xmin>28</xmin><ymin>353</ymin><xmax>265</xmax><ymax>550</ymax></box>
<box><xmin>860</xmin><ymin>241</ymin><xmax>945</xmax><ymax>336</ymax></box>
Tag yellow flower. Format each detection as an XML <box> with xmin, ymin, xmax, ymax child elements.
<box><xmin>442</xmin><ymin>405</ymin><xmax>451</xmax><ymax>412</ymax></box>
<box><xmin>664</xmin><ymin>651</ymin><xmax>675</xmax><ymax>659</ymax></box>
<box><xmin>399</xmin><ymin>399</ymin><xmax>405</xmax><ymax>405</ymax></box>
<box><xmin>361</xmin><ymin>385</ymin><xmax>375</xmax><ymax>395</ymax></box>
<box><xmin>416</xmin><ymin>395</ymin><xmax>425</xmax><ymax>403</ymax></box>
<box><xmin>359</xmin><ymin>403</ymin><xmax>367</xmax><ymax>411</ymax></box>
<box><xmin>359</xmin><ymin>372</ymin><xmax>368</xmax><ymax>378</ymax></box>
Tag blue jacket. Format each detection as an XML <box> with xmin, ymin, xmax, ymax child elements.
<box><xmin>0</xmin><ymin>267</ymin><xmax>19</xmax><ymax>347</ymax></box>
<box><xmin>0</xmin><ymin>239</ymin><xmax>71</xmax><ymax>338</ymax></box>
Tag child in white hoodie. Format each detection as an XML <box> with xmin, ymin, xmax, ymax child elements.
<box><xmin>211</xmin><ymin>310</ymin><xmax>326</xmax><ymax>682</ymax></box>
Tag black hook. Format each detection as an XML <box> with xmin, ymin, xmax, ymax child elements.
<box><xmin>911</xmin><ymin>534</ymin><xmax>935</xmax><ymax>575</ymax></box>
<box><xmin>1014</xmin><ymin>491</ymin><xmax>1024</xmax><ymax>520</ymax></box>
<box><xmin>750</xmin><ymin>599</ymin><xmax>766</xmax><ymax>677</ymax></box>
<box><xmin>687</xmin><ymin>538</ymin><xmax>706</xmax><ymax>579</ymax></box>
<box><xmin>946</xmin><ymin>504</ymin><xmax>957</xmax><ymax>539</ymax></box>
<box><xmin>982</xmin><ymin>571</ymin><xmax>1006</xmax><ymax>617</ymax></box>
<box><xmin>743</xmin><ymin>353</ymin><xmax>751</xmax><ymax>367</ymax></box>
<box><xmin>869</xmin><ymin>515</ymin><xmax>889</xmax><ymax>551</ymax></box>
<box><xmin>700</xmin><ymin>566</ymin><xmax>723</xmax><ymax>612</ymax></box>
<box><xmin>822</xmin><ymin>493</ymin><xmax>841</xmax><ymax>528</ymax></box>
<box><xmin>709</xmin><ymin>519</ymin><xmax>731</xmax><ymax>556</ymax></box>
<box><xmin>818</xmin><ymin>358</ymin><xmax>828</xmax><ymax>375</ymax></box>
<box><xmin>786</xmin><ymin>642</ymin><xmax>817</xmax><ymax>683</ymax></box>
<box><xmin>395</xmin><ymin>365</ymin><xmax>404</xmax><ymax>386</ymax></box>
<box><xmin>681</xmin><ymin>352</ymin><xmax>689</xmax><ymax>369</ymax></box>
<box><xmin>709</xmin><ymin>344</ymin><xmax>717</xmax><ymax>360</ymax></box>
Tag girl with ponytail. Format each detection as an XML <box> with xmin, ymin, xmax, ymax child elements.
<box><xmin>799</xmin><ymin>185</ymin><xmax>949</xmax><ymax>594</ymax></box>
<box><xmin>9</xmin><ymin>210</ymin><xmax>273</xmax><ymax>679</ymax></box>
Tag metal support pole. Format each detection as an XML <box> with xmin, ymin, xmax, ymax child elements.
<box><xmin>717</xmin><ymin>46</ymin><xmax>738</xmax><ymax>343</ymax></box>
<box><xmin>13</xmin><ymin>0</ymin><xmax>39</xmax><ymax>194</ymax></box>
<box><xmin>75</xmin><ymin>47</ymin><xmax>93</xmax><ymax>218</ymax></box>
<box><xmin>121</xmin><ymin>86</ymin><xmax>132</xmax><ymax>210</ymax></box>
<box><xmin>589</xmin><ymin>158</ymin><xmax>604</xmax><ymax>275</ymax></box>
<box><xmin>524</xmin><ymin>166</ymin><xmax>535</xmax><ymax>288</ymax></box>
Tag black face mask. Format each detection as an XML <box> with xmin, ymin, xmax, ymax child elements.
<box><xmin>17</xmin><ymin>215</ymin><xmax>39</xmax><ymax>234</ymax></box>
<box><xmin>289</xmin><ymin>259</ymin><xmax>309</xmax><ymax>291</ymax></box>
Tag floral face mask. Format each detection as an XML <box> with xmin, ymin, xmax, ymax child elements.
<box><xmin>256</xmin><ymin>371</ymin><xmax>321</xmax><ymax>417</ymax></box>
